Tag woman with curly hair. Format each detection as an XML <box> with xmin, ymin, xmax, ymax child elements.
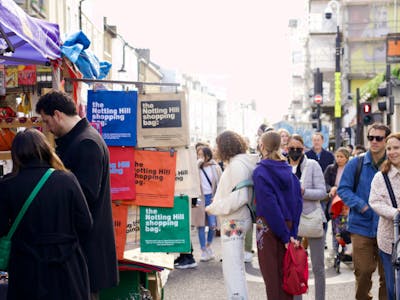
<box><xmin>206</xmin><ymin>130</ymin><xmax>258</xmax><ymax>300</ymax></box>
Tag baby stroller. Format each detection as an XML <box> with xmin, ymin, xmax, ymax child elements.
<box><xmin>330</xmin><ymin>195</ymin><xmax>352</xmax><ymax>274</ymax></box>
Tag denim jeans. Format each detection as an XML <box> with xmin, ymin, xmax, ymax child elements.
<box><xmin>379</xmin><ymin>250</ymin><xmax>395</xmax><ymax>300</ymax></box>
<box><xmin>198</xmin><ymin>194</ymin><xmax>217</xmax><ymax>249</ymax></box>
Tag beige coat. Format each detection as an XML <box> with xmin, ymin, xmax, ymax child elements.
<box><xmin>191</xmin><ymin>159</ymin><xmax>222</xmax><ymax>227</ymax></box>
<box><xmin>370</xmin><ymin>166</ymin><xmax>400</xmax><ymax>254</ymax></box>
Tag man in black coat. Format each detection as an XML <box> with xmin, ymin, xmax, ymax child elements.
<box><xmin>36</xmin><ymin>91</ymin><xmax>118</xmax><ymax>299</ymax></box>
<box><xmin>305</xmin><ymin>132</ymin><xmax>335</xmax><ymax>172</ymax></box>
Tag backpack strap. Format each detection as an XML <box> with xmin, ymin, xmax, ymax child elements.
<box><xmin>352</xmin><ymin>154</ymin><xmax>365</xmax><ymax>193</ymax></box>
<box><xmin>383</xmin><ymin>172</ymin><xmax>397</xmax><ymax>208</ymax></box>
<box><xmin>232</xmin><ymin>179</ymin><xmax>256</xmax><ymax>222</ymax></box>
<box><xmin>232</xmin><ymin>179</ymin><xmax>254</xmax><ymax>191</ymax></box>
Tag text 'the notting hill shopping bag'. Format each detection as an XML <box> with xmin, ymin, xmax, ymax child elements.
<box><xmin>135</xmin><ymin>149</ymin><xmax>176</xmax><ymax>208</ymax></box>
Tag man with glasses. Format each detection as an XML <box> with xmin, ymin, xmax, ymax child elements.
<box><xmin>338</xmin><ymin>123</ymin><xmax>391</xmax><ymax>300</ymax></box>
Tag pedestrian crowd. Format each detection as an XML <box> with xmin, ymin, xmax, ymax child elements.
<box><xmin>1</xmin><ymin>90</ymin><xmax>398</xmax><ymax>300</ymax></box>
<box><xmin>175</xmin><ymin>121</ymin><xmax>399</xmax><ymax>300</ymax></box>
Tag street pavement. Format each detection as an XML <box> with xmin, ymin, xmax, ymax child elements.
<box><xmin>163</xmin><ymin>224</ymin><xmax>381</xmax><ymax>300</ymax></box>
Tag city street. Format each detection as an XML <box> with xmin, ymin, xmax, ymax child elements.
<box><xmin>164</xmin><ymin>224</ymin><xmax>381</xmax><ymax>300</ymax></box>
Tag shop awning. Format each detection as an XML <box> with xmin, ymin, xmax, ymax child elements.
<box><xmin>0</xmin><ymin>0</ymin><xmax>61</xmax><ymax>65</ymax></box>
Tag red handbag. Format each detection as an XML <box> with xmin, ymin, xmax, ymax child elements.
<box><xmin>282</xmin><ymin>243</ymin><xmax>309</xmax><ymax>295</ymax></box>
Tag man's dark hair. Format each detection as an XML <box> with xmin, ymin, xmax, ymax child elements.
<box><xmin>354</xmin><ymin>144</ymin><xmax>366</xmax><ymax>152</ymax></box>
<box><xmin>36</xmin><ymin>90</ymin><xmax>77</xmax><ymax>116</ymax></box>
<box><xmin>367</xmin><ymin>123</ymin><xmax>391</xmax><ymax>137</ymax></box>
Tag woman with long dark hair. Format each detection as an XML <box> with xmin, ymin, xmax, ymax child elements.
<box><xmin>194</xmin><ymin>146</ymin><xmax>222</xmax><ymax>261</ymax></box>
<box><xmin>287</xmin><ymin>134</ymin><xmax>327</xmax><ymax>300</ymax></box>
<box><xmin>0</xmin><ymin>128</ymin><xmax>92</xmax><ymax>300</ymax></box>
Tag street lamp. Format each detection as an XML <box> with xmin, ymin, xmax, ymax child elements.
<box><xmin>325</xmin><ymin>0</ymin><xmax>342</xmax><ymax>149</ymax></box>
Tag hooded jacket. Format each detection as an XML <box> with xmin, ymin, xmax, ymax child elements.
<box><xmin>206</xmin><ymin>153</ymin><xmax>258</xmax><ymax>221</ymax></box>
<box><xmin>253</xmin><ymin>159</ymin><xmax>303</xmax><ymax>244</ymax></box>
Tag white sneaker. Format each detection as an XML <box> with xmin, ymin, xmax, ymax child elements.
<box><xmin>244</xmin><ymin>251</ymin><xmax>253</xmax><ymax>263</ymax></box>
<box><xmin>200</xmin><ymin>249</ymin><xmax>211</xmax><ymax>262</ymax></box>
<box><xmin>207</xmin><ymin>247</ymin><xmax>215</xmax><ymax>260</ymax></box>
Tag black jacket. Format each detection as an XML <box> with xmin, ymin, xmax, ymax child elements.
<box><xmin>56</xmin><ymin>118</ymin><xmax>119</xmax><ymax>292</ymax></box>
<box><xmin>324</xmin><ymin>163</ymin><xmax>338</xmax><ymax>193</ymax></box>
<box><xmin>0</xmin><ymin>162</ymin><xmax>92</xmax><ymax>299</ymax></box>
<box><xmin>305</xmin><ymin>148</ymin><xmax>335</xmax><ymax>172</ymax></box>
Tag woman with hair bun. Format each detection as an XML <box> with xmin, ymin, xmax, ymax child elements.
<box><xmin>253</xmin><ymin>131</ymin><xmax>303</xmax><ymax>299</ymax></box>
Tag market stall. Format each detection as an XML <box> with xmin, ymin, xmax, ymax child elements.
<box><xmin>0</xmin><ymin>1</ymin><xmax>61</xmax><ymax>297</ymax></box>
<box><xmin>0</xmin><ymin>0</ymin><xmax>62</xmax><ymax>164</ymax></box>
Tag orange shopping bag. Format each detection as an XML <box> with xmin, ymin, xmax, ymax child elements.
<box><xmin>112</xmin><ymin>203</ymin><xmax>128</xmax><ymax>260</ymax></box>
<box><xmin>135</xmin><ymin>149</ymin><xmax>176</xmax><ymax>207</ymax></box>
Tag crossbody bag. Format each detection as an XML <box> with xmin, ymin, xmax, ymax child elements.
<box><xmin>382</xmin><ymin>172</ymin><xmax>400</xmax><ymax>268</ymax></box>
<box><xmin>0</xmin><ymin>168</ymin><xmax>54</xmax><ymax>270</ymax></box>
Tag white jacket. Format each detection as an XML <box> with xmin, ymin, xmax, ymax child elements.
<box><xmin>206</xmin><ymin>153</ymin><xmax>258</xmax><ymax>220</ymax></box>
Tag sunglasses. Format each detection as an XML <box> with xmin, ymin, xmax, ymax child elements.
<box><xmin>367</xmin><ymin>135</ymin><xmax>385</xmax><ymax>142</ymax></box>
<box><xmin>288</xmin><ymin>147</ymin><xmax>303</xmax><ymax>152</ymax></box>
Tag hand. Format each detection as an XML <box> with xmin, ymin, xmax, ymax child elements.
<box><xmin>360</xmin><ymin>205</ymin><xmax>369</xmax><ymax>214</ymax></box>
<box><xmin>329</xmin><ymin>186</ymin><xmax>337</xmax><ymax>197</ymax></box>
<box><xmin>290</xmin><ymin>237</ymin><xmax>300</xmax><ymax>248</ymax></box>
<box><xmin>301</xmin><ymin>187</ymin><xmax>305</xmax><ymax>195</ymax></box>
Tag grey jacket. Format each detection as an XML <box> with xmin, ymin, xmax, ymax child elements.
<box><xmin>299</xmin><ymin>156</ymin><xmax>327</xmax><ymax>215</ymax></box>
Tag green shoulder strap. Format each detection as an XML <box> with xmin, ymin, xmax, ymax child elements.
<box><xmin>232</xmin><ymin>179</ymin><xmax>254</xmax><ymax>191</ymax></box>
<box><xmin>6</xmin><ymin>168</ymin><xmax>54</xmax><ymax>240</ymax></box>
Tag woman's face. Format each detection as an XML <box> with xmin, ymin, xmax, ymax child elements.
<box><xmin>335</xmin><ymin>152</ymin><xmax>348</xmax><ymax>167</ymax></box>
<box><xmin>280</xmin><ymin>132</ymin><xmax>289</xmax><ymax>146</ymax></box>
<box><xmin>197</xmin><ymin>148</ymin><xmax>204</xmax><ymax>160</ymax></box>
<box><xmin>287</xmin><ymin>139</ymin><xmax>304</xmax><ymax>161</ymax></box>
<box><xmin>386</xmin><ymin>137</ymin><xmax>400</xmax><ymax>168</ymax></box>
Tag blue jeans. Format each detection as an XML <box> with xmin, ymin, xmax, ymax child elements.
<box><xmin>379</xmin><ymin>250</ymin><xmax>395</xmax><ymax>300</ymax></box>
<box><xmin>198</xmin><ymin>194</ymin><xmax>216</xmax><ymax>249</ymax></box>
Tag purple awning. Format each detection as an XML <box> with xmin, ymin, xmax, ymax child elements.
<box><xmin>0</xmin><ymin>0</ymin><xmax>61</xmax><ymax>65</ymax></box>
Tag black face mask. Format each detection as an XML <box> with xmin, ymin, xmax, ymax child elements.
<box><xmin>288</xmin><ymin>149</ymin><xmax>303</xmax><ymax>161</ymax></box>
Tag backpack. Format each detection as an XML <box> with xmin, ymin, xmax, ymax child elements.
<box><xmin>282</xmin><ymin>243</ymin><xmax>309</xmax><ymax>295</ymax></box>
<box><xmin>231</xmin><ymin>179</ymin><xmax>256</xmax><ymax>223</ymax></box>
<box><xmin>352</xmin><ymin>154</ymin><xmax>365</xmax><ymax>192</ymax></box>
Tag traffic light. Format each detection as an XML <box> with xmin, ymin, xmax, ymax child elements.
<box><xmin>377</xmin><ymin>83</ymin><xmax>394</xmax><ymax>115</ymax></box>
<box><xmin>311</xmin><ymin>108</ymin><xmax>320</xmax><ymax>131</ymax></box>
<box><xmin>314</xmin><ymin>68</ymin><xmax>323</xmax><ymax>100</ymax></box>
<box><xmin>361</xmin><ymin>102</ymin><xmax>373</xmax><ymax>125</ymax></box>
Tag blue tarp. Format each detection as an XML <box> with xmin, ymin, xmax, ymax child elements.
<box><xmin>61</xmin><ymin>31</ymin><xmax>111</xmax><ymax>79</ymax></box>
<box><xmin>0</xmin><ymin>0</ymin><xmax>61</xmax><ymax>65</ymax></box>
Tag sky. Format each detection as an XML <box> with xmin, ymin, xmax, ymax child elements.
<box><xmin>96</xmin><ymin>1</ymin><xmax>305</xmax><ymax>123</ymax></box>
